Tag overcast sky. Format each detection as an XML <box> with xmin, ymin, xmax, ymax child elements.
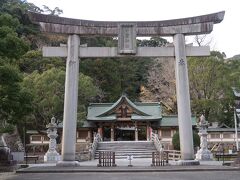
<box><xmin>27</xmin><ymin>0</ymin><xmax>240</xmax><ymax>58</ymax></box>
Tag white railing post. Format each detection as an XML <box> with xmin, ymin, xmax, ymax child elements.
<box><xmin>90</xmin><ymin>133</ymin><xmax>102</xmax><ymax>159</ymax></box>
<box><xmin>151</xmin><ymin>132</ymin><xmax>163</xmax><ymax>152</ymax></box>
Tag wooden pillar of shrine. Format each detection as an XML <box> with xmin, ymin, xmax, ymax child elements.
<box><xmin>111</xmin><ymin>123</ymin><xmax>115</xmax><ymax>141</ymax></box>
<box><xmin>146</xmin><ymin>123</ymin><xmax>150</xmax><ymax>141</ymax></box>
<box><xmin>88</xmin><ymin>130</ymin><xmax>92</xmax><ymax>143</ymax></box>
<box><xmin>98</xmin><ymin>123</ymin><xmax>103</xmax><ymax>138</ymax></box>
<box><xmin>135</xmin><ymin>121</ymin><xmax>138</xmax><ymax>141</ymax></box>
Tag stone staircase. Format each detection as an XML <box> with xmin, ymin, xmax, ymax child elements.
<box><xmin>95</xmin><ymin>141</ymin><xmax>157</xmax><ymax>159</ymax></box>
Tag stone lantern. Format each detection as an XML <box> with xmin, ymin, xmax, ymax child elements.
<box><xmin>195</xmin><ymin>115</ymin><xmax>213</xmax><ymax>161</ymax></box>
<box><xmin>44</xmin><ymin>117</ymin><xmax>61</xmax><ymax>163</ymax></box>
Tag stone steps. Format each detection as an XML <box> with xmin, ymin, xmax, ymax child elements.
<box><xmin>95</xmin><ymin>141</ymin><xmax>156</xmax><ymax>159</ymax></box>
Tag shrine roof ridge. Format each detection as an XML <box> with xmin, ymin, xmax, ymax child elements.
<box><xmin>207</xmin><ymin>128</ymin><xmax>240</xmax><ymax>132</ymax></box>
<box><xmin>88</xmin><ymin>102</ymin><xmax>160</xmax><ymax>106</ymax></box>
<box><xmin>28</xmin><ymin>11</ymin><xmax>224</xmax><ymax>28</ymax></box>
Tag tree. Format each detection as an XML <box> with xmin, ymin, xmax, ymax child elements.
<box><xmin>79</xmin><ymin>36</ymin><xmax>169</xmax><ymax>102</ymax></box>
<box><xmin>22</xmin><ymin>68</ymin><xmax>101</xmax><ymax>129</ymax></box>
<box><xmin>140</xmin><ymin>57</ymin><xmax>177</xmax><ymax>113</ymax></box>
<box><xmin>172</xmin><ymin>131</ymin><xmax>200</xmax><ymax>150</ymax></box>
<box><xmin>19</xmin><ymin>50</ymin><xmax>65</xmax><ymax>73</ymax></box>
<box><xmin>0</xmin><ymin>13</ymin><xmax>29</xmax><ymax>59</ymax></box>
<box><xmin>42</xmin><ymin>5</ymin><xmax>63</xmax><ymax>16</ymax></box>
<box><xmin>194</xmin><ymin>35</ymin><xmax>212</xmax><ymax>47</ymax></box>
<box><xmin>80</xmin><ymin>57</ymin><xmax>150</xmax><ymax>102</ymax></box>
<box><xmin>138</xmin><ymin>37</ymin><xmax>177</xmax><ymax>113</ymax></box>
<box><xmin>0</xmin><ymin>0</ymin><xmax>39</xmax><ymax>37</ymax></box>
<box><xmin>0</xmin><ymin>63</ymin><xmax>32</xmax><ymax>131</ymax></box>
<box><xmin>188</xmin><ymin>52</ymin><xmax>233</xmax><ymax>125</ymax></box>
<box><xmin>0</xmin><ymin>0</ymin><xmax>66</xmax><ymax>50</ymax></box>
<box><xmin>137</xmin><ymin>37</ymin><xmax>168</xmax><ymax>47</ymax></box>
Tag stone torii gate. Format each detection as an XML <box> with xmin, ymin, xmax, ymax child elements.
<box><xmin>29</xmin><ymin>11</ymin><xmax>224</xmax><ymax>166</ymax></box>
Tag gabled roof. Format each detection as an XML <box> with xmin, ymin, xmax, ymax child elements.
<box><xmin>218</xmin><ymin>123</ymin><xmax>230</xmax><ymax>128</ymax></box>
<box><xmin>97</xmin><ymin>95</ymin><xmax>150</xmax><ymax>117</ymax></box>
<box><xmin>87</xmin><ymin>95</ymin><xmax>161</xmax><ymax>121</ymax></box>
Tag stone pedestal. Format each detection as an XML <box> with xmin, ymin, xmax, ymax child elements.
<box><xmin>172</xmin><ymin>160</ymin><xmax>200</xmax><ymax>166</ymax></box>
<box><xmin>195</xmin><ymin>148</ymin><xmax>213</xmax><ymax>161</ymax></box>
<box><xmin>44</xmin><ymin>117</ymin><xmax>61</xmax><ymax>163</ymax></box>
<box><xmin>195</xmin><ymin>115</ymin><xmax>213</xmax><ymax>161</ymax></box>
<box><xmin>232</xmin><ymin>151</ymin><xmax>240</xmax><ymax>166</ymax></box>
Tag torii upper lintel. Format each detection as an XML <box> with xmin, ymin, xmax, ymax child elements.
<box><xmin>28</xmin><ymin>11</ymin><xmax>225</xmax><ymax>36</ymax></box>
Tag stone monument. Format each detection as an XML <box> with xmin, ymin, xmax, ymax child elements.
<box><xmin>195</xmin><ymin>115</ymin><xmax>213</xmax><ymax>161</ymax></box>
<box><xmin>44</xmin><ymin>117</ymin><xmax>61</xmax><ymax>163</ymax></box>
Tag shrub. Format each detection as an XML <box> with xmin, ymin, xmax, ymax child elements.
<box><xmin>172</xmin><ymin>131</ymin><xmax>200</xmax><ymax>150</ymax></box>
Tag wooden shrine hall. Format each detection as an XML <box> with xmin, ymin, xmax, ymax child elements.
<box><xmin>83</xmin><ymin>95</ymin><xmax>196</xmax><ymax>143</ymax></box>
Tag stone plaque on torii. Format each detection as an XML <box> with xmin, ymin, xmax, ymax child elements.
<box><xmin>28</xmin><ymin>11</ymin><xmax>225</xmax><ymax>166</ymax></box>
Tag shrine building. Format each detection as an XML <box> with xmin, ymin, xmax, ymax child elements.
<box><xmin>27</xmin><ymin>95</ymin><xmax>197</xmax><ymax>150</ymax></box>
<box><xmin>81</xmin><ymin>94</ymin><xmax>197</xmax><ymax>149</ymax></box>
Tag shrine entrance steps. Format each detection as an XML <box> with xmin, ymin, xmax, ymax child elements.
<box><xmin>95</xmin><ymin>141</ymin><xmax>156</xmax><ymax>159</ymax></box>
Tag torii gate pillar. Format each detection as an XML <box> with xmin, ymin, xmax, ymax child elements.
<box><xmin>174</xmin><ymin>34</ymin><xmax>194</xmax><ymax>160</ymax></box>
<box><xmin>56</xmin><ymin>35</ymin><xmax>80</xmax><ymax>167</ymax></box>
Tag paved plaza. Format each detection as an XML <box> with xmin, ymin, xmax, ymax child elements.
<box><xmin>1</xmin><ymin>158</ymin><xmax>239</xmax><ymax>180</ymax></box>
<box><xmin>1</xmin><ymin>171</ymin><xmax>240</xmax><ymax>180</ymax></box>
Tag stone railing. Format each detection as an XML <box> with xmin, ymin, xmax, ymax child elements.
<box><xmin>151</xmin><ymin>132</ymin><xmax>163</xmax><ymax>152</ymax></box>
<box><xmin>90</xmin><ymin>133</ymin><xmax>102</xmax><ymax>160</ymax></box>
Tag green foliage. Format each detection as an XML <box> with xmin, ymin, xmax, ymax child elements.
<box><xmin>22</xmin><ymin>68</ymin><xmax>101</xmax><ymax>129</ymax></box>
<box><xmin>0</xmin><ymin>13</ymin><xmax>29</xmax><ymax>59</ymax></box>
<box><xmin>172</xmin><ymin>131</ymin><xmax>200</xmax><ymax>150</ymax></box>
<box><xmin>0</xmin><ymin>0</ymin><xmax>38</xmax><ymax>35</ymax></box>
<box><xmin>22</xmin><ymin>68</ymin><xmax>65</xmax><ymax>128</ymax></box>
<box><xmin>80</xmin><ymin>57</ymin><xmax>150</xmax><ymax>102</ymax></box>
<box><xmin>227</xmin><ymin>58</ymin><xmax>240</xmax><ymax>89</ymax></box>
<box><xmin>137</xmin><ymin>37</ymin><xmax>168</xmax><ymax>47</ymax></box>
<box><xmin>0</xmin><ymin>124</ymin><xmax>15</xmax><ymax>133</ymax></box>
<box><xmin>0</xmin><ymin>63</ymin><xmax>33</xmax><ymax>128</ymax></box>
<box><xmin>188</xmin><ymin>54</ymin><xmax>234</xmax><ymax>125</ymax></box>
<box><xmin>42</xmin><ymin>5</ymin><xmax>63</xmax><ymax>16</ymax></box>
<box><xmin>81</xmin><ymin>37</ymin><xmax>117</xmax><ymax>47</ymax></box>
<box><xmin>19</xmin><ymin>50</ymin><xmax>65</xmax><ymax>73</ymax></box>
<box><xmin>0</xmin><ymin>13</ymin><xmax>20</xmax><ymax>30</ymax></box>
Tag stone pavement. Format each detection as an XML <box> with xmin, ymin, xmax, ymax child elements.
<box><xmin>6</xmin><ymin>171</ymin><xmax>240</xmax><ymax>180</ymax></box>
<box><xmin>15</xmin><ymin>158</ymin><xmax>240</xmax><ymax>173</ymax></box>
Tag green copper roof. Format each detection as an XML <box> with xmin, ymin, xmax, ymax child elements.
<box><xmin>97</xmin><ymin>95</ymin><xmax>150</xmax><ymax>117</ymax></box>
<box><xmin>159</xmin><ymin>115</ymin><xmax>197</xmax><ymax>127</ymax></box>
<box><xmin>207</xmin><ymin>128</ymin><xmax>240</xmax><ymax>132</ymax></box>
<box><xmin>86</xmin><ymin>95</ymin><xmax>196</xmax><ymax>127</ymax></box>
<box><xmin>87</xmin><ymin>95</ymin><xmax>161</xmax><ymax>121</ymax></box>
